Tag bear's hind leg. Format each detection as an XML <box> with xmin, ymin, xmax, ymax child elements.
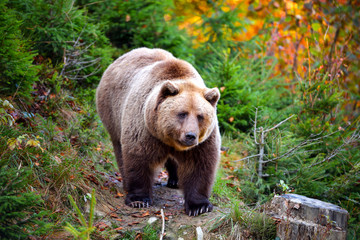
<box><xmin>112</xmin><ymin>139</ymin><xmax>126</xmax><ymax>188</ymax></box>
<box><xmin>165</xmin><ymin>157</ymin><xmax>178</xmax><ymax>189</ymax></box>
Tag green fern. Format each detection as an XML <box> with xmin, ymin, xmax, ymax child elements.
<box><xmin>64</xmin><ymin>188</ymin><xmax>96</xmax><ymax>240</ymax></box>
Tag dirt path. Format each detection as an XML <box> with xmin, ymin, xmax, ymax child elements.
<box><xmin>92</xmin><ymin>172</ymin><xmax>226</xmax><ymax>239</ymax></box>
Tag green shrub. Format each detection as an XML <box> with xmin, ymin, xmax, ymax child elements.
<box><xmin>201</xmin><ymin>46</ymin><xmax>291</xmax><ymax>134</ymax></box>
<box><xmin>8</xmin><ymin>0</ymin><xmax>114</xmax><ymax>87</ymax></box>
<box><xmin>0</xmin><ymin>0</ymin><xmax>39</xmax><ymax>99</ymax></box>
<box><xmin>76</xmin><ymin>0</ymin><xmax>193</xmax><ymax>60</ymax></box>
<box><xmin>0</xmin><ymin>157</ymin><xmax>51</xmax><ymax>239</ymax></box>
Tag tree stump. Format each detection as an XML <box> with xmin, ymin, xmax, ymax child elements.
<box><xmin>266</xmin><ymin>194</ymin><xmax>349</xmax><ymax>240</ymax></box>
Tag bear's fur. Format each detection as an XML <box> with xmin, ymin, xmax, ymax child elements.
<box><xmin>96</xmin><ymin>48</ymin><xmax>221</xmax><ymax>216</ymax></box>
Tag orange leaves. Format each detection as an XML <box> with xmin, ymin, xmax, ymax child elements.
<box><xmin>94</xmin><ymin>222</ymin><xmax>109</xmax><ymax>231</ymax></box>
<box><xmin>115</xmin><ymin>191</ymin><xmax>124</xmax><ymax>198</ymax></box>
<box><xmin>164</xmin><ymin>14</ymin><xmax>171</xmax><ymax>22</ymax></box>
<box><xmin>131</xmin><ymin>210</ymin><xmax>150</xmax><ymax>218</ymax></box>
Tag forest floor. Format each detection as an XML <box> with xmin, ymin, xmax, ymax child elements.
<box><xmin>50</xmin><ymin>170</ymin><xmax>228</xmax><ymax>240</ymax></box>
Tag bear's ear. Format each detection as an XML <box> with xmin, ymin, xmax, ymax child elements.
<box><xmin>159</xmin><ymin>81</ymin><xmax>180</xmax><ymax>98</ymax></box>
<box><xmin>155</xmin><ymin>81</ymin><xmax>180</xmax><ymax>110</ymax></box>
<box><xmin>204</xmin><ymin>88</ymin><xmax>220</xmax><ymax>106</ymax></box>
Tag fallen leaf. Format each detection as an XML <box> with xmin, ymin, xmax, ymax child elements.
<box><xmin>54</xmin><ymin>156</ymin><xmax>62</xmax><ymax>164</ymax></box>
<box><xmin>95</xmin><ymin>222</ymin><xmax>109</xmax><ymax>231</ymax></box>
<box><xmin>128</xmin><ymin>221</ymin><xmax>140</xmax><ymax>226</ymax></box>
<box><xmin>141</xmin><ymin>211</ymin><xmax>150</xmax><ymax>217</ymax></box>
<box><xmin>222</xmin><ymin>175</ymin><xmax>235</xmax><ymax>180</ymax></box>
<box><xmin>134</xmin><ymin>233</ymin><xmax>143</xmax><ymax>240</ymax></box>
<box><xmin>115</xmin><ymin>192</ymin><xmax>124</xmax><ymax>198</ymax></box>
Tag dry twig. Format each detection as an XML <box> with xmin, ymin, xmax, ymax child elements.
<box><xmin>159</xmin><ymin>209</ymin><xmax>165</xmax><ymax>240</ymax></box>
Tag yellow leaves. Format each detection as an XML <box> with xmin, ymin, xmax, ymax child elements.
<box><xmin>221</xmin><ymin>5</ymin><xmax>231</xmax><ymax>12</ymax></box>
<box><xmin>7</xmin><ymin>138</ymin><xmax>17</xmax><ymax>150</ymax></box>
<box><xmin>26</xmin><ymin>139</ymin><xmax>40</xmax><ymax>148</ymax></box>
<box><xmin>7</xmin><ymin>134</ymin><xmax>44</xmax><ymax>152</ymax></box>
<box><xmin>164</xmin><ymin>14</ymin><xmax>171</xmax><ymax>21</ymax></box>
<box><xmin>0</xmin><ymin>99</ymin><xmax>16</xmax><ymax>127</ymax></box>
<box><xmin>178</xmin><ymin>15</ymin><xmax>202</xmax><ymax>30</ymax></box>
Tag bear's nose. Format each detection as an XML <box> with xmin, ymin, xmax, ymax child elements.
<box><xmin>184</xmin><ymin>132</ymin><xmax>197</xmax><ymax>145</ymax></box>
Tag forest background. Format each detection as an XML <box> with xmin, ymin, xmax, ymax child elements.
<box><xmin>0</xmin><ymin>0</ymin><xmax>359</xmax><ymax>239</ymax></box>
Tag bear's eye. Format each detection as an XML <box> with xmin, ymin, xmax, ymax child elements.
<box><xmin>197</xmin><ymin>114</ymin><xmax>204</xmax><ymax>122</ymax></box>
<box><xmin>177</xmin><ymin>112</ymin><xmax>188</xmax><ymax>119</ymax></box>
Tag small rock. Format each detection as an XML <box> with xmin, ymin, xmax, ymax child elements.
<box><xmin>196</xmin><ymin>226</ymin><xmax>203</xmax><ymax>240</ymax></box>
<box><xmin>148</xmin><ymin>217</ymin><xmax>158</xmax><ymax>224</ymax></box>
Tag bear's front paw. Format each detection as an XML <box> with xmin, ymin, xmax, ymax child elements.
<box><xmin>185</xmin><ymin>199</ymin><xmax>213</xmax><ymax>216</ymax></box>
<box><xmin>125</xmin><ymin>194</ymin><xmax>152</xmax><ymax>208</ymax></box>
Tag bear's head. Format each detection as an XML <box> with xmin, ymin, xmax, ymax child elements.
<box><xmin>145</xmin><ymin>80</ymin><xmax>220</xmax><ymax>151</ymax></box>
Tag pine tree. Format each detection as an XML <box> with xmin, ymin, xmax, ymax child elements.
<box><xmin>0</xmin><ymin>0</ymin><xmax>39</xmax><ymax>99</ymax></box>
<box><xmin>0</xmin><ymin>159</ymin><xmax>50</xmax><ymax>239</ymax></box>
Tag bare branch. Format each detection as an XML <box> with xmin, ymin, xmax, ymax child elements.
<box><xmin>262</xmin><ymin>140</ymin><xmax>322</xmax><ymax>164</ymax></box>
<box><xmin>235</xmin><ymin>154</ymin><xmax>261</xmax><ymax>162</ymax></box>
<box><xmin>262</xmin><ymin>130</ymin><xmax>341</xmax><ymax>164</ymax></box>
<box><xmin>262</xmin><ymin>114</ymin><xmax>295</xmax><ymax>133</ymax></box>
<box><xmin>305</xmin><ymin>130</ymin><xmax>360</xmax><ymax>169</ymax></box>
<box><xmin>258</xmin><ymin>127</ymin><xmax>265</xmax><ymax>177</ymax></box>
<box><xmin>59</xmin><ymin>28</ymin><xmax>101</xmax><ymax>83</ymax></box>
<box><xmin>254</xmin><ymin>108</ymin><xmax>258</xmax><ymax>145</ymax></box>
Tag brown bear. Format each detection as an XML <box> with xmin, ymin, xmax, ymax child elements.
<box><xmin>96</xmin><ymin>48</ymin><xmax>220</xmax><ymax>216</ymax></box>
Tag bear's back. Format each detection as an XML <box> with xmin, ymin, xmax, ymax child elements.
<box><xmin>117</xmin><ymin>48</ymin><xmax>174</xmax><ymax>71</ymax></box>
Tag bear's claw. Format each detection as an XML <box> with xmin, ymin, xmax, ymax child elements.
<box><xmin>166</xmin><ymin>178</ymin><xmax>178</xmax><ymax>189</ymax></box>
<box><xmin>128</xmin><ymin>201</ymin><xmax>150</xmax><ymax>208</ymax></box>
<box><xmin>125</xmin><ymin>194</ymin><xmax>152</xmax><ymax>208</ymax></box>
<box><xmin>186</xmin><ymin>202</ymin><xmax>213</xmax><ymax>216</ymax></box>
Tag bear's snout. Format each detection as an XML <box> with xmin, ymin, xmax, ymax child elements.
<box><xmin>182</xmin><ymin>132</ymin><xmax>198</xmax><ymax>146</ymax></box>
